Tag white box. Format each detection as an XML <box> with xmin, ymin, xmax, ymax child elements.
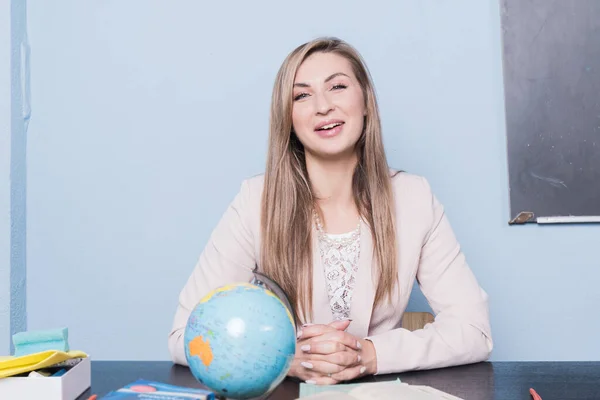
<box><xmin>0</xmin><ymin>356</ymin><xmax>91</xmax><ymax>400</ymax></box>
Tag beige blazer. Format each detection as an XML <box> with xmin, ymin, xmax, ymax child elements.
<box><xmin>168</xmin><ymin>171</ymin><xmax>493</xmax><ymax>375</ymax></box>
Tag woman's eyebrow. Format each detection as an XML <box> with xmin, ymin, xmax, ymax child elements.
<box><xmin>294</xmin><ymin>72</ymin><xmax>350</xmax><ymax>88</ymax></box>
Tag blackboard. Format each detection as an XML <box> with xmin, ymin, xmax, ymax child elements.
<box><xmin>500</xmin><ymin>0</ymin><xmax>600</xmax><ymax>224</ymax></box>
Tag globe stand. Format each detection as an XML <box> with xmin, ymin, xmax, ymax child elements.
<box><xmin>213</xmin><ymin>392</ymin><xmax>271</xmax><ymax>400</ymax></box>
<box><xmin>215</xmin><ymin>392</ymin><xmax>273</xmax><ymax>400</ymax></box>
<box><xmin>251</xmin><ymin>265</ymin><xmax>299</xmax><ymax>330</ymax></box>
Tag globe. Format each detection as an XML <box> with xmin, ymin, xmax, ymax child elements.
<box><xmin>184</xmin><ymin>282</ymin><xmax>297</xmax><ymax>400</ymax></box>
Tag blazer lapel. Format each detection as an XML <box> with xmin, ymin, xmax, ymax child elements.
<box><xmin>348</xmin><ymin>221</ymin><xmax>376</xmax><ymax>338</ymax></box>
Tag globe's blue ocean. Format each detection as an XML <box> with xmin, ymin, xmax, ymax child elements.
<box><xmin>184</xmin><ymin>283</ymin><xmax>297</xmax><ymax>400</ymax></box>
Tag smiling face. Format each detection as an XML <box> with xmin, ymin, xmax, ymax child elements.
<box><xmin>291</xmin><ymin>52</ymin><xmax>366</xmax><ymax>160</ymax></box>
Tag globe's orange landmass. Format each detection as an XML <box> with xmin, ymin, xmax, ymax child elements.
<box><xmin>189</xmin><ymin>336</ymin><xmax>214</xmax><ymax>367</ymax></box>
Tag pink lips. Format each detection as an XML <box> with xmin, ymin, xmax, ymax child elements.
<box><xmin>314</xmin><ymin>119</ymin><xmax>345</xmax><ymax>138</ymax></box>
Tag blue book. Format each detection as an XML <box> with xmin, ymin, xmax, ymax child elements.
<box><xmin>100</xmin><ymin>379</ymin><xmax>215</xmax><ymax>399</ymax></box>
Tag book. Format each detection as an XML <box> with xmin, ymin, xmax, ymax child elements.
<box><xmin>297</xmin><ymin>380</ymin><xmax>463</xmax><ymax>400</ymax></box>
<box><xmin>99</xmin><ymin>379</ymin><xmax>215</xmax><ymax>399</ymax></box>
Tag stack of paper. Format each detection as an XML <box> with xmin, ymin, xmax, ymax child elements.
<box><xmin>298</xmin><ymin>380</ymin><xmax>463</xmax><ymax>400</ymax></box>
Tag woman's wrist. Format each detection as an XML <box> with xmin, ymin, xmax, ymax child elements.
<box><xmin>360</xmin><ymin>339</ymin><xmax>378</xmax><ymax>375</ymax></box>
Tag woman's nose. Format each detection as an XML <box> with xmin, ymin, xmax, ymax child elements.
<box><xmin>314</xmin><ymin>92</ymin><xmax>334</xmax><ymax>115</ymax></box>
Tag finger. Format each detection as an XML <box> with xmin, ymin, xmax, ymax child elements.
<box><xmin>308</xmin><ymin>350</ymin><xmax>361</xmax><ymax>367</ymax></box>
<box><xmin>300</xmin><ymin>359</ymin><xmax>346</xmax><ymax>376</ymax></box>
<box><xmin>330</xmin><ymin>363</ymin><xmax>368</xmax><ymax>382</ymax></box>
<box><xmin>327</xmin><ymin>319</ymin><xmax>351</xmax><ymax>331</ymax></box>
<box><xmin>297</xmin><ymin>320</ymin><xmax>350</xmax><ymax>339</ymax></box>
<box><xmin>291</xmin><ymin>363</ymin><xmax>338</xmax><ymax>385</ymax></box>
<box><xmin>297</xmin><ymin>324</ymin><xmax>336</xmax><ymax>340</ymax></box>
<box><xmin>289</xmin><ymin>361</ymin><xmax>329</xmax><ymax>383</ymax></box>
<box><xmin>305</xmin><ymin>376</ymin><xmax>339</xmax><ymax>386</ymax></box>
<box><xmin>301</xmin><ymin>340</ymin><xmax>355</xmax><ymax>355</ymax></box>
<box><xmin>309</xmin><ymin>330</ymin><xmax>362</xmax><ymax>351</ymax></box>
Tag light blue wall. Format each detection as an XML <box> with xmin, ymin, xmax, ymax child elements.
<box><xmin>1</xmin><ymin>0</ymin><xmax>28</xmax><ymax>355</ymax></box>
<box><xmin>10</xmin><ymin>0</ymin><xmax>28</xmax><ymax>353</ymax></box>
<box><xmin>23</xmin><ymin>0</ymin><xmax>600</xmax><ymax>361</ymax></box>
<box><xmin>1</xmin><ymin>0</ymin><xmax>12</xmax><ymax>356</ymax></box>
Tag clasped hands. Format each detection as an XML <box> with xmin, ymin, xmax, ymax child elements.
<box><xmin>288</xmin><ymin>319</ymin><xmax>377</xmax><ymax>385</ymax></box>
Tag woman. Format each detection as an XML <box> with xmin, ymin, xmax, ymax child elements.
<box><xmin>168</xmin><ymin>37</ymin><xmax>492</xmax><ymax>385</ymax></box>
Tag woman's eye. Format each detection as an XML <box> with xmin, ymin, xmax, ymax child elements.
<box><xmin>294</xmin><ymin>93</ymin><xmax>309</xmax><ymax>101</ymax></box>
<box><xmin>332</xmin><ymin>84</ymin><xmax>347</xmax><ymax>90</ymax></box>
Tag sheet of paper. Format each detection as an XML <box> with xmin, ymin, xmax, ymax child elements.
<box><xmin>299</xmin><ymin>381</ymin><xmax>367</xmax><ymax>397</ymax></box>
<box><xmin>297</xmin><ymin>392</ymin><xmax>356</xmax><ymax>400</ymax></box>
<box><xmin>409</xmin><ymin>385</ymin><xmax>464</xmax><ymax>400</ymax></box>
<box><xmin>298</xmin><ymin>380</ymin><xmax>464</xmax><ymax>400</ymax></box>
<box><xmin>298</xmin><ymin>379</ymin><xmax>402</xmax><ymax>398</ymax></box>
<box><xmin>350</xmin><ymin>382</ymin><xmax>464</xmax><ymax>400</ymax></box>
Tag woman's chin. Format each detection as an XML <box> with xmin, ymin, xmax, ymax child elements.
<box><xmin>307</xmin><ymin>145</ymin><xmax>359</xmax><ymax>162</ymax></box>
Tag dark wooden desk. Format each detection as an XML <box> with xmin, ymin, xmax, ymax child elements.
<box><xmin>77</xmin><ymin>361</ymin><xmax>600</xmax><ymax>400</ymax></box>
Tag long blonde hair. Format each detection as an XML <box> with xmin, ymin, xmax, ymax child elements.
<box><xmin>260</xmin><ymin>37</ymin><xmax>398</xmax><ymax>324</ymax></box>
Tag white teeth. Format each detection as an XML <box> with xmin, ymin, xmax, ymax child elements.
<box><xmin>319</xmin><ymin>122</ymin><xmax>341</xmax><ymax>130</ymax></box>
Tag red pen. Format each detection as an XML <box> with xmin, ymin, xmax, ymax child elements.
<box><xmin>530</xmin><ymin>388</ymin><xmax>542</xmax><ymax>400</ymax></box>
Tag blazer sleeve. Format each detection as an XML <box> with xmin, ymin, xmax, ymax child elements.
<box><xmin>168</xmin><ymin>179</ymin><xmax>257</xmax><ymax>365</ymax></box>
<box><xmin>366</xmin><ymin>177</ymin><xmax>493</xmax><ymax>375</ymax></box>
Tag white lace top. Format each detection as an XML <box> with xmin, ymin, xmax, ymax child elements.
<box><xmin>315</xmin><ymin>216</ymin><xmax>361</xmax><ymax>321</ymax></box>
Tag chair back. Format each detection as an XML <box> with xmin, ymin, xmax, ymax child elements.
<box><xmin>401</xmin><ymin>311</ymin><xmax>434</xmax><ymax>331</ymax></box>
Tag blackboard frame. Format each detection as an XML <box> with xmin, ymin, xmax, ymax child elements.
<box><xmin>500</xmin><ymin>0</ymin><xmax>600</xmax><ymax>225</ymax></box>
